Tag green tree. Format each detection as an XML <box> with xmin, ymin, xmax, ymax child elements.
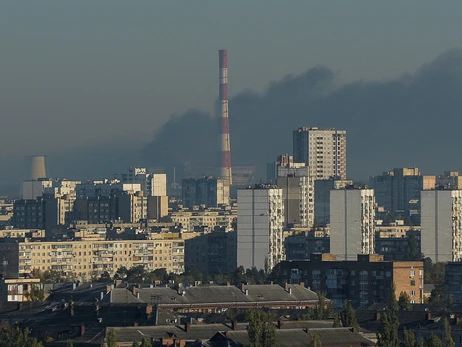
<box><xmin>404</xmin><ymin>233</ymin><xmax>423</xmax><ymax>260</ymax></box>
<box><xmin>140</xmin><ymin>337</ymin><xmax>151</xmax><ymax>347</ymax></box>
<box><xmin>426</xmin><ymin>333</ymin><xmax>443</xmax><ymax>347</ymax></box>
<box><xmin>106</xmin><ymin>328</ymin><xmax>118</xmax><ymax>347</ymax></box>
<box><xmin>66</xmin><ymin>340</ymin><xmax>74</xmax><ymax>347</ymax></box>
<box><xmin>377</xmin><ymin>311</ymin><xmax>399</xmax><ymax>347</ymax></box>
<box><xmin>246</xmin><ymin>310</ymin><xmax>276</xmax><ymax>347</ymax></box>
<box><xmin>442</xmin><ymin>317</ymin><xmax>455</xmax><ymax>347</ymax></box>
<box><xmin>339</xmin><ymin>302</ymin><xmax>359</xmax><ymax>330</ymax></box>
<box><xmin>403</xmin><ymin>329</ymin><xmax>416</xmax><ymax>347</ymax></box>
<box><xmin>0</xmin><ymin>324</ymin><xmax>43</xmax><ymax>347</ymax></box>
<box><xmin>308</xmin><ymin>333</ymin><xmax>322</xmax><ymax>347</ymax></box>
<box><xmin>398</xmin><ymin>291</ymin><xmax>412</xmax><ymax>311</ymax></box>
<box><xmin>386</xmin><ymin>282</ymin><xmax>399</xmax><ymax>311</ymax></box>
<box><xmin>131</xmin><ymin>341</ymin><xmax>140</xmax><ymax>347</ymax></box>
<box><xmin>333</xmin><ymin>313</ymin><xmax>341</xmax><ymax>328</ymax></box>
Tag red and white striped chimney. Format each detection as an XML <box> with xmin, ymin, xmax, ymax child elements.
<box><xmin>219</xmin><ymin>49</ymin><xmax>232</xmax><ymax>186</ymax></box>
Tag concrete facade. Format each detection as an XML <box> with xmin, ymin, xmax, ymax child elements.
<box><xmin>182</xmin><ymin>177</ymin><xmax>230</xmax><ymax>208</ymax></box>
<box><xmin>421</xmin><ymin>189</ymin><xmax>462</xmax><ymax>262</ymax></box>
<box><xmin>237</xmin><ymin>185</ymin><xmax>284</xmax><ymax>271</ymax></box>
<box><xmin>330</xmin><ymin>189</ymin><xmax>375</xmax><ymax>260</ymax></box>
<box><xmin>277</xmin><ymin>165</ymin><xmax>314</xmax><ymax>228</ymax></box>
<box><xmin>293</xmin><ymin>126</ymin><xmax>347</xmax><ymax>180</ymax></box>
<box><xmin>314</xmin><ymin>178</ymin><xmax>353</xmax><ymax>226</ymax></box>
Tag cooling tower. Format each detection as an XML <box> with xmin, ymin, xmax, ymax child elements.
<box><xmin>29</xmin><ymin>156</ymin><xmax>47</xmax><ymax>180</ymax></box>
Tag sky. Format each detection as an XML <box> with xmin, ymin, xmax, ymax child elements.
<box><xmin>1</xmin><ymin>1</ymin><xmax>462</xmax><ymax>190</ymax></box>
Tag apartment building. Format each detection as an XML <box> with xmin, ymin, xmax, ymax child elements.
<box><xmin>421</xmin><ymin>189</ymin><xmax>462</xmax><ymax>262</ymax></box>
<box><xmin>76</xmin><ymin>180</ymin><xmax>141</xmax><ymax>199</ymax></box>
<box><xmin>293</xmin><ymin>126</ymin><xmax>347</xmax><ymax>180</ymax></box>
<box><xmin>182</xmin><ymin>177</ymin><xmax>229</xmax><ymax>208</ymax></box>
<box><xmin>284</xmin><ymin>230</ymin><xmax>330</xmax><ymax>260</ymax></box>
<box><xmin>375</xmin><ymin>224</ymin><xmax>421</xmax><ymax>261</ymax></box>
<box><xmin>0</xmin><ymin>233</ymin><xmax>186</xmax><ymax>280</ymax></box>
<box><xmin>369</xmin><ymin>168</ymin><xmax>436</xmax><ymax>215</ymax></box>
<box><xmin>170</xmin><ymin>210</ymin><xmax>236</xmax><ymax>232</ymax></box>
<box><xmin>184</xmin><ymin>228</ymin><xmax>237</xmax><ymax>274</ymax></box>
<box><xmin>114</xmin><ymin>167</ymin><xmax>167</xmax><ymax>197</ymax></box>
<box><xmin>277</xmin><ymin>164</ymin><xmax>315</xmax><ymax>228</ymax></box>
<box><xmin>330</xmin><ymin>188</ymin><xmax>375</xmax><ymax>260</ymax></box>
<box><xmin>314</xmin><ymin>178</ymin><xmax>353</xmax><ymax>226</ymax></box>
<box><xmin>445</xmin><ymin>262</ymin><xmax>462</xmax><ymax>304</ymax></box>
<box><xmin>237</xmin><ymin>184</ymin><xmax>284</xmax><ymax>271</ymax></box>
<box><xmin>280</xmin><ymin>253</ymin><xmax>424</xmax><ymax>309</ymax></box>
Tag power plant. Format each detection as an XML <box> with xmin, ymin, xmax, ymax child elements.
<box><xmin>219</xmin><ymin>49</ymin><xmax>232</xmax><ymax>187</ymax></box>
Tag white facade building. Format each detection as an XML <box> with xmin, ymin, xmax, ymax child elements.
<box><xmin>115</xmin><ymin>167</ymin><xmax>167</xmax><ymax>196</ymax></box>
<box><xmin>330</xmin><ymin>188</ymin><xmax>375</xmax><ymax>260</ymax></box>
<box><xmin>421</xmin><ymin>190</ymin><xmax>462</xmax><ymax>262</ymax></box>
<box><xmin>293</xmin><ymin>126</ymin><xmax>347</xmax><ymax>180</ymax></box>
<box><xmin>76</xmin><ymin>180</ymin><xmax>141</xmax><ymax>199</ymax></box>
<box><xmin>276</xmin><ymin>164</ymin><xmax>314</xmax><ymax>228</ymax></box>
<box><xmin>237</xmin><ymin>185</ymin><xmax>284</xmax><ymax>271</ymax></box>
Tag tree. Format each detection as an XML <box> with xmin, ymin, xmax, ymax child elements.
<box><xmin>303</xmin><ymin>294</ymin><xmax>330</xmax><ymax>321</ymax></box>
<box><xmin>403</xmin><ymin>329</ymin><xmax>416</xmax><ymax>347</ymax></box>
<box><xmin>66</xmin><ymin>340</ymin><xmax>74</xmax><ymax>347</ymax></box>
<box><xmin>332</xmin><ymin>313</ymin><xmax>341</xmax><ymax>328</ymax></box>
<box><xmin>140</xmin><ymin>337</ymin><xmax>151</xmax><ymax>347</ymax></box>
<box><xmin>308</xmin><ymin>333</ymin><xmax>322</xmax><ymax>347</ymax></box>
<box><xmin>426</xmin><ymin>333</ymin><xmax>443</xmax><ymax>347</ymax></box>
<box><xmin>398</xmin><ymin>291</ymin><xmax>412</xmax><ymax>311</ymax></box>
<box><xmin>131</xmin><ymin>341</ymin><xmax>140</xmax><ymax>347</ymax></box>
<box><xmin>339</xmin><ymin>302</ymin><xmax>359</xmax><ymax>330</ymax></box>
<box><xmin>0</xmin><ymin>323</ymin><xmax>43</xmax><ymax>347</ymax></box>
<box><xmin>404</xmin><ymin>233</ymin><xmax>422</xmax><ymax>260</ymax></box>
<box><xmin>377</xmin><ymin>311</ymin><xmax>399</xmax><ymax>347</ymax></box>
<box><xmin>105</xmin><ymin>328</ymin><xmax>118</xmax><ymax>347</ymax></box>
<box><xmin>386</xmin><ymin>282</ymin><xmax>399</xmax><ymax>311</ymax></box>
<box><xmin>442</xmin><ymin>317</ymin><xmax>455</xmax><ymax>347</ymax></box>
<box><xmin>246</xmin><ymin>310</ymin><xmax>276</xmax><ymax>347</ymax></box>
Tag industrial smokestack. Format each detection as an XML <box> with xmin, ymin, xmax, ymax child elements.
<box><xmin>219</xmin><ymin>49</ymin><xmax>232</xmax><ymax>187</ymax></box>
<box><xmin>29</xmin><ymin>156</ymin><xmax>47</xmax><ymax>180</ymax></box>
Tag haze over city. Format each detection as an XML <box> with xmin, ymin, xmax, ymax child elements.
<box><xmin>1</xmin><ymin>1</ymin><xmax>462</xmax><ymax>194</ymax></box>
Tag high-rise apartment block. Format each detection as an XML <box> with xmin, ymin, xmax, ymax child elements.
<box><xmin>114</xmin><ymin>167</ymin><xmax>167</xmax><ymax>197</ymax></box>
<box><xmin>369</xmin><ymin>168</ymin><xmax>436</xmax><ymax>215</ymax></box>
<box><xmin>314</xmin><ymin>178</ymin><xmax>353</xmax><ymax>226</ymax></box>
<box><xmin>276</xmin><ymin>164</ymin><xmax>314</xmax><ymax>228</ymax></box>
<box><xmin>237</xmin><ymin>185</ymin><xmax>284</xmax><ymax>271</ymax></box>
<box><xmin>421</xmin><ymin>189</ymin><xmax>462</xmax><ymax>262</ymax></box>
<box><xmin>330</xmin><ymin>188</ymin><xmax>375</xmax><ymax>260</ymax></box>
<box><xmin>182</xmin><ymin>177</ymin><xmax>229</xmax><ymax>208</ymax></box>
<box><xmin>293</xmin><ymin>127</ymin><xmax>347</xmax><ymax>180</ymax></box>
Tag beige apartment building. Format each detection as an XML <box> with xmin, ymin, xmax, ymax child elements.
<box><xmin>0</xmin><ymin>233</ymin><xmax>186</xmax><ymax>280</ymax></box>
<box><xmin>170</xmin><ymin>211</ymin><xmax>236</xmax><ymax>232</ymax></box>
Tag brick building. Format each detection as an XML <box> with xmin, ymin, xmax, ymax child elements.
<box><xmin>279</xmin><ymin>253</ymin><xmax>424</xmax><ymax>309</ymax></box>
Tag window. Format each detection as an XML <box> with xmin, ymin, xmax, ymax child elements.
<box><xmin>410</xmin><ymin>270</ymin><xmax>415</xmax><ymax>277</ymax></box>
<box><xmin>410</xmin><ymin>280</ymin><xmax>416</xmax><ymax>286</ymax></box>
<box><xmin>410</xmin><ymin>290</ymin><xmax>415</xmax><ymax>296</ymax></box>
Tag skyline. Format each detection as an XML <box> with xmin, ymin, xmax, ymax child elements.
<box><xmin>2</xmin><ymin>2</ymin><xmax>462</xmax><ymax>193</ymax></box>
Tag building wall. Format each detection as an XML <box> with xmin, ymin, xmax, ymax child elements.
<box><xmin>0</xmin><ymin>235</ymin><xmax>186</xmax><ymax>280</ymax></box>
<box><xmin>237</xmin><ymin>187</ymin><xmax>284</xmax><ymax>271</ymax></box>
<box><xmin>22</xmin><ymin>180</ymin><xmax>53</xmax><ymax>200</ymax></box>
<box><xmin>182</xmin><ymin>177</ymin><xmax>229</xmax><ymax>208</ymax></box>
<box><xmin>280</xmin><ymin>254</ymin><xmax>424</xmax><ymax>308</ymax></box>
<box><xmin>147</xmin><ymin>196</ymin><xmax>169</xmax><ymax>220</ymax></box>
<box><xmin>170</xmin><ymin>211</ymin><xmax>236</xmax><ymax>232</ymax></box>
<box><xmin>293</xmin><ymin>127</ymin><xmax>347</xmax><ymax>180</ymax></box>
<box><xmin>314</xmin><ymin>179</ymin><xmax>353</xmax><ymax>226</ymax></box>
<box><xmin>277</xmin><ymin>166</ymin><xmax>314</xmax><ymax>228</ymax></box>
<box><xmin>421</xmin><ymin>190</ymin><xmax>462</xmax><ymax>262</ymax></box>
<box><xmin>330</xmin><ymin>189</ymin><xmax>375</xmax><ymax>260</ymax></box>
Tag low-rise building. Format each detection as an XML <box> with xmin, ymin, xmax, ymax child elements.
<box><xmin>0</xmin><ymin>278</ymin><xmax>41</xmax><ymax>302</ymax></box>
<box><xmin>279</xmin><ymin>253</ymin><xmax>424</xmax><ymax>309</ymax></box>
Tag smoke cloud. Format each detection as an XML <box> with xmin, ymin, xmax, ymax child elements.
<box><xmin>143</xmin><ymin>49</ymin><xmax>462</xmax><ymax>181</ymax></box>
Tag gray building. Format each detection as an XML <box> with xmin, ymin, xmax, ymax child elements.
<box><xmin>284</xmin><ymin>231</ymin><xmax>330</xmax><ymax>260</ymax></box>
<box><xmin>182</xmin><ymin>177</ymin><xmax>229</xmax><ymax>208</ymax></box>
<box><xmin>330</xmin><ymin>188</ymin><xmax>375</xmax><ymax>261</ymax></box>
<box><xmin>314</xmin><ymin>179</ymin><xmax>353</xmax><ymax>226</ymax></box>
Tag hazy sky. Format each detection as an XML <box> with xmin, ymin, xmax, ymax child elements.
<box><xmin>1</xmin><ymin>1</ymin><xmax>462</xmax><ymax>159</ymax></box>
